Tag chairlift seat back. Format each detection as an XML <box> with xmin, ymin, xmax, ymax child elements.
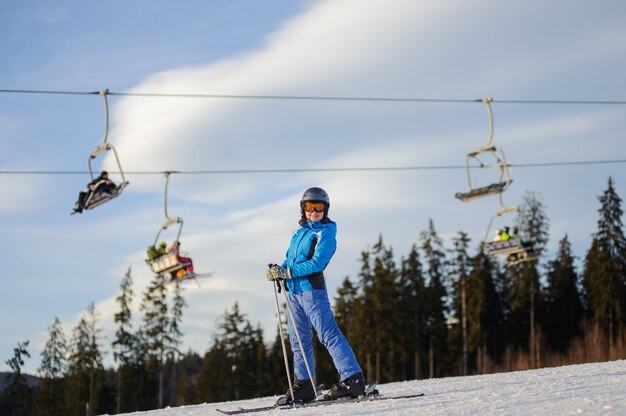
<box><xmin>455</xmin><ymin>181</ymin><xmax>511</xmax><ymax>202</ymax></box>
<box><xmin>84</xmin><ymin>181</ymin><xmax>128</xmax><ymax>210</ymax></box>
<box><xmin>484</xmin><ymin>238</ymin><xmax>526</xmax><ymax>256</ymax></box>
<box><xmin>147</xmin><ymin>253</ymin><xmax>192</xmax><ymax>275</ymax></box>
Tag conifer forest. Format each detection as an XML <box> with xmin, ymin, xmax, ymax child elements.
<box><xmin>2</xmin><ymin>177</ymin><xmax>626</xmax><ymax>416</ymax></box>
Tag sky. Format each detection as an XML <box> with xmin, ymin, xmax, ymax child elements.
<box><xmin>122</xmin><ymin>360</ymin><xmax>626</xmax><ymax>415</ymax></box>
<box><xmin>1</xmin><ymin>0</ymin><xmax>626</xmax><ymax>375</ymax></box>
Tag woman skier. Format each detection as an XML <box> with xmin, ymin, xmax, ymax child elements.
<box><xmin>266</xmin><ymin>187</ymin><xmax>365</xmax><ymax>404</ymax></box>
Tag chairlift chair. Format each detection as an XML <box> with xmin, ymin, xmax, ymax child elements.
<box><xmin>81</xmin><ymin>90</ymin><xmax>129</xmax><ymax>211</ymax></box>
<box><xmin>146</xmin><ymin>216</ymin><xmax>193</xmax><ymax>279</ymax></box>
<box><xmin>455</xmin><ymin>97</ymin><xmax>513</xmax><ymax>202</ymax></box>
<box><xmin>481</xmin><ymin>201</ymin><xmax>536</xmax><ymax>266</ymax></box>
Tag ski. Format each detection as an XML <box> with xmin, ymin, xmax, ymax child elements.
<box><xmin>215</xmin><ymin>391</ymin><xmax>424</xmax><ymax>415</ymax></box>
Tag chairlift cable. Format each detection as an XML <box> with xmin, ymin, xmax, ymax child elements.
<box><xmin>0</xmin><ymin>89</ymin><xmax>99</xmax><ymax>96</ymax></box>
<box><xmin>2</xmin><ymin>88</ymin><xmax>626</xmax><ymax>105</ymax></box>
<box><xmin>1</xmin><ymin>159</ymin><xmax>626</xmax><ymax>176</ymax></box>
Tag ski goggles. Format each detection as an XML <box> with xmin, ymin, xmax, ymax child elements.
<box><xmin>303</xmin><ymin>201</ymin><xmax>326</xmax><ymax>212</ymax></box>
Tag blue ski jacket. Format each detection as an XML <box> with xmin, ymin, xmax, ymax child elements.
<box><xmin>281</xmin><ymin>219</ymin><xmax>337</xmax><ymax>293</ymax></box>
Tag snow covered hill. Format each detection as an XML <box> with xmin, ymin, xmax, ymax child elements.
<box><xmin>115</xmin><ymin>360</ymin><xmax>626</xmax><ymax>416</ymax></box>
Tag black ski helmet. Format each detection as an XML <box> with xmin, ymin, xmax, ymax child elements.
<box><xmin>301</xmin><ymin>187</ymin><xmax>330</xmax><ymax>206</ymax></box>
<box><xmin>299</xmin><ymin>187</ymin><xmax>330</xmax><ymax>224</ymax></box>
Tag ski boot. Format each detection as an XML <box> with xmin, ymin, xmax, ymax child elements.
<box><xmin>275</xmin><ymin>379</ymin><xmax>316</xmax><ymax>406</ymax></box>
<box><xmin>324</xmin><ymin>372</ymin><xmax>366</xmax><ymax>400</ymax></box>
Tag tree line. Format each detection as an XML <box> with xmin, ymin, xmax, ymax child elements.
<box><xmin>1</xmin><ymin>177</ymin><xmax>625</xmax><ymax>415</ymax></box>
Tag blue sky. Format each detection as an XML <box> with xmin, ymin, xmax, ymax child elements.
<box><xmin>2</xmin><ymin>0</ymin><xmax>625</xmax><ymax>374</ymax></box>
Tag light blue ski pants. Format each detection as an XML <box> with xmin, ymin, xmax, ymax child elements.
<box><xmin>286</xmin><ymin>288</ymin><xmax>361</xmax><ymax>382</ymax></box>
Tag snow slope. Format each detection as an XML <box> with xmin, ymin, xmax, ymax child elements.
<box><xmin>115</xmin><ymin>360</ymin><xmax>626</xmax><ymax>416</ymax></box>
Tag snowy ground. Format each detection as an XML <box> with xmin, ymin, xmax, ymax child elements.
<box><xmin>115</xmin><ymin>360</ymin><xmax>626</xmax><ymax>416</ymax></box>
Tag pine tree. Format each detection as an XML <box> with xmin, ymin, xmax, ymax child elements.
<box><xmin>221</xmin><ymin>302</ymin><xmax>244</xmax><ymax>399</ymax></box>
<box><xmin>34</xmin><ymin>318</ymin><xmax>67</xmax><ymax>416</ymax></box>
<box><xmin>398</xmin><ymin>244</ymin><xmax>426</xmax><ymax>380</ymax></box>
<box><xmin>352</xmin><ymin>248</ymin><xmax>375</xmax><ymax>381</ymax></box>
<box><xmin>543</xmin><ymin>235</ymin><xmax>584</xmax><ymax>352</ymax></box>
<box><xmin>504</xmin><ymin>261</ymin><xmax>530</xmax><ymax>351</ymax></box>
<box><xmin>165</xmin><ymin>281</ymin><xmax>187</xmax><ymax>406</ymax></box>
<box><xmin>333</xmin><ymin>277</ymin><xmax>358</xmax><ymax>343</ymax></box>
<box><xmin>328</xmin><ymin>277</ymin><xmax>360</xmax><ymax>383</ymax></box>
<box><xmin>582</xmin><ymin>177</ymin><xmax>626</xmax><ymax>343</ymax></box>
<box><xmin>38</xmin><ymin>318</ymin><xmax>67</xmax><ymax>379</ymax></box>
<box><xmin>240</xmin><ymin>323</ymin><xmax>265</xmax><ymax>398</ymax></box>
<box><xmin>466</xmin><ymin>249</ymin><xmax>505</xmax><ymax>373</ymax></box>
<box><xmin>341</xmin><ymin>236</ymin><xmax>403</xmax><ymax>382</ymax></box>
<box><xmin>172</xmin><ymin>351</ymin><xmax>201</xmax><ymax>405</ymax></box>
<box><xmin>196</xmin><ymin>303</ymin><xmax>264</xmax><ymax>402</ymax></box>
<box><xmin>169</xmin><ymin>281</ymin><xmax>186</xmax><ymax>356</ymax></box>
<box><xmin>140</xmin><ymin>275</ymin><xmax>170</xmax><ymax>408</ymax></box>
<box><xmin>112</xmin><ymin>267</ymin><xmax>134</xmax><ymax>413</ymax></box>
<box><xmin>449</xmin><ymin>231</ymin><xmax>472</xmax><ymax>375</ymax></box>
<box><xmin>173</xmin><ymin>370</ymin><xmax>194</xmax><ymax>407</ymax></box>
<box><xmin>368</xmin><ymin>236</ymin><xmax>400</xmax><ymax>382</ymax></box>
<box><xmin>196</xmin><ymin>339</ymin><xmax>230</xmax><ymax>403</ymax></box>
<box><xmin>0</xmin><ymin>341</ymin><xmax>33</xmax><ymax>416</ymax></box>
<box><xmin>65</xmin><ymin>304</ymin><xmax>106</xmax><ymax>416</ymax></box>
<box><xmin>127</xmin><ymin>328</ymin><xmax>155</xmax><ymax>411</ymax></box>
<box><xmin>253</xmin><ymin>325</ymin><xmax>268</xmax><ymax>398</ymax></box>
<box><xmin>331</xmin><ymin>275</ymin><xmax>360</xmax><ymax>385</ymax></box>
<box><xmin>222</xmin><ymin>303</ymin><xmax>256</xmax><ymax>399</ymax></box>
<box><xmin>420</xmin><ymin>219</ymin><xmax>448</xmax><ymax>378</ymax></box>
<box><xmin>265</xmin><ymin>309</ymin><xmax>291</xmax><ymax>397</ymax></box>
<box><xmin>517</xmin><ymin>191</ymin><xmax>550</xmax><ymax>258</ymax></box>
<box><xmin>509</xmin><ymin>191</ymin><xmax>550</xmax><ymax>367</ymax></box>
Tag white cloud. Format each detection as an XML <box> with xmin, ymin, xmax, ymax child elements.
<box><xmin>103</xmin><ymin>0</ymin><xmax>462</xmax><ymax>180</ymax></box>
<box><xmin>0</xmin><ymin>173</ymin><xmax>48</xmax><ymax>213</ymax></box>
<box><xmin>501</xmin><ymin>108</ymin><xmax>626</xmax><ymax>146</ymax></box>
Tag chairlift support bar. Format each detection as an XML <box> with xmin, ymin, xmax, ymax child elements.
<box><xmin>153</xmin><ymin>172</ymin><xmax>183</xmax><ymax>245</ymax></box>
<box><xmin>467</xmin><ymin>97</ymin><xmax>495</xmax><ymax>157</ymax></box>
<box><xmin>86</xmin><ymin>90</ymin><xmax>128</xmax><ymax>186</ymax></box>
<box><xmin>163</xmin><ymin>171</ymin><xmax>178</xmax><ymax>221</ymax></box>
<box><xmin>482</xmin><ymin>196</ymin><xmax>519</xmax><ymax>244</ymax></box>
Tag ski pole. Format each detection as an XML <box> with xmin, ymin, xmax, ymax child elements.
<box><xmin>271</xmin><ymin>278</ymin><xmax>295</xmax><ymax>403</ymax></box>
<box><xmin>279</xmin><ymin>279</ymin><xmax>320</xmax><ymax>400</ymax></box>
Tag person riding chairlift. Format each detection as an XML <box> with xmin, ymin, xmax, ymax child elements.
<box><xmin>146</xmin><ymin>241</ymin><xmax>168</xmax><ymax>260</ymax></box>
<box><xmin>168</xmin><ymin>241</ymin><xmax>194</xmax><ymax>278</ymax></box>
<box><xmin>73</xmin><ymin>171</ymin><xmax>118</xmax><ymax>213</ymax></box>
<box><xmin>501</xmin><ymin>227</ymin><xmax>511</xmax><ymax>241</ymax></box>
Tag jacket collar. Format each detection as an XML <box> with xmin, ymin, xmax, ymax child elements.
<box><xmin>305</xmin><ymin>220</ymin><xmax>325</xmax><ymax>229</ymax></box>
